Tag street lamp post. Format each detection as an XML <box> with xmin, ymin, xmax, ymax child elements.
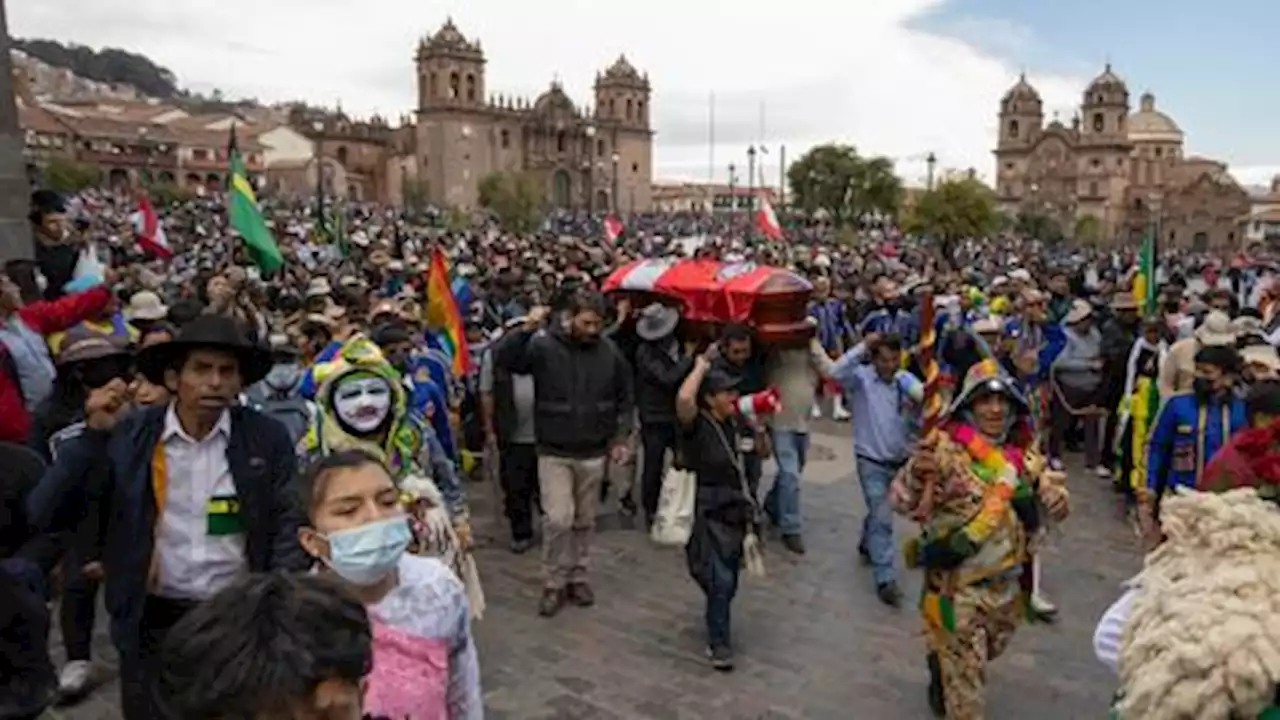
<box><xmin>727</xmin><ymin>162</ymin><xmax>737</xmax><ymax>218</ymax></box>
<box><xmin>312</xmin><ymin>120</ymin><xmax>325</xmax><ymax>222</ymax></box>
<box><xmin>746</xmin><ymin>145</ymin><xmax>757</xmax><ymax>241</ymax></box>
<box><xmin>926</xmin><ymin>152</ymin><xmax>937</xmax><ymax>191</ymax></box>
<box><xmin>584</xmin><ymin>125</ymin><xmax>596</xmax><ymax>214</ymax></box>
<box><xmin>137</xmin><ymin>126</ymin><xmax>151</xmax><ymax>186</ymax></box>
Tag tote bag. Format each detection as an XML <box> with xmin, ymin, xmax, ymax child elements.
<box><xmin>650</xmin><ymin>466</ymin><xmax>696</xmax><ymax>546</ymax></box>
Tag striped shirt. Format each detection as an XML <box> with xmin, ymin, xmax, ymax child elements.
<box><xmin>1093</xmin><ymin>587</ymin><xmax>1139</xmax><ymax>674</ymax></box>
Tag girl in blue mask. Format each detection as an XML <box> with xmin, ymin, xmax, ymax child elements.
<box><xmin>297</xmin><ymin>450</ymin><xmax>483</xmax><ymax>719</ymax></box>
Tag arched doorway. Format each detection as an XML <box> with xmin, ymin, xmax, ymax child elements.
<box><xmin>185</xmin><ymin>172</ymin><xmax>201</xmax><ymax>188</ymax></box>
<box><xmin>205</xmin><ymin>173</ymin><xmax>222</xmax><ymax>190</ymax></box>
<box><xmin>552</xmin><ymin>170</ymin><xmax>571</xmax><ymax>208</ymax></box>
<box><xmin>1193</xmin><ymin>231</ymin><xmax>1209</xmax><ymax>252</ymax></box>
<box><xmin>108</xmin><ymin>168</ymin><xmax>128</xmax><ymax>187</ymax></box>
<box><xmin>157</xmin><ymin>171</ymin><xmax>175</xmax><ymax>185</ymax></box>
<box><xmin>595</xmin><ymin>189</ymin><xmax>610</xmax><ymax>212</ymax></box>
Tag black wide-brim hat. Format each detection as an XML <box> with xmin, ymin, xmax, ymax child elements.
<box><xmin>135</xmin><ymin>314</ymin><xmax>273</xmax><ymax>386</ymax></box>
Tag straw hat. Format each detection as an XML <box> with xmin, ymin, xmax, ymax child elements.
<box><xmin>1064</xmin><ymin>299</ymin><xmax>1094</xmax><ymax>325</ymax></box>
<box><xmin>1194</xmin><ymin>311</ymin><xmax>1236</xmax><ymax>347</ymax></box>
<box><xmin>124</xmin><ymin>290</ymin><xmax>169</xmax><ymax>321</ymax></box>
<box><xmin>305</xmin><ymin>277</ymin><xmax>332</xmax><ymax>298</ymax></box>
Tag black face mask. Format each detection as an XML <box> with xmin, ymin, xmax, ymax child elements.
<box><xmin>1192</xmin><ymin>377</ymin><xmax>1216</xmax><ymax>400</ymax></box>
<box><xmin>1164</xmin><ymin>302</ymin><xmax>1180</xmax><ymax>313</ymax></box>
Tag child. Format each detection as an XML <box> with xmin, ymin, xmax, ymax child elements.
<box><xmin>156</xmin><ymin>572</ymin><xmax>372</xmax><ymax>720</ymax></box>
<box><xmin>296</xmin><ymin>450</ymin><xmax>483</xmax><ymax>719</ymax></box>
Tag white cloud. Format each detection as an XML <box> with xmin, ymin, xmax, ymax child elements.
<box><xmin>13</xmin><ymin>0</ymin><xmax>1092</xmax><ymax>186</ymax></box>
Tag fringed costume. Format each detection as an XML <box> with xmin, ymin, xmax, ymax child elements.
<box><xmin>892</xmin><ymin>360</ymin><xmax>1070</xmax><ymax>718</ymax></box>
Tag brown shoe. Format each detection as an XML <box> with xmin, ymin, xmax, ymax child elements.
<box><xmin>566</xmin><ymin>582</ymin><xmax>595</xmax><ymax>607</ymax></box>
<box><xmin>538</xmin><ymin>588</ymin><xmax>565</xmax><ymax>617</ymax></box>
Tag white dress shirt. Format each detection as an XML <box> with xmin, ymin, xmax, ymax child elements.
<box><xmin>153</xmin><ymin>404</ymin><xmax>247</xmax><ymax>600</ymax></box>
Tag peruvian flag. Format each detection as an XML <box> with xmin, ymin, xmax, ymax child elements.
<box><xmin>133</xmin><ymin>194</ymin><xmax>172</xmax><ymax>258</ymax></box>
<box><xmin>756</xmin><ymin>197</ymin><xmax>783</xmax><ymax>241</ymax></box>
<box><xmin>603</xmin><ymin>214</ymin><xmax>624</xmax><ymax>245</ymax></box>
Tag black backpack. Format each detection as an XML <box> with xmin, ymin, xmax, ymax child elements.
<box><xmin>253</xmin><ymin>396</ymin><xmax>314</xmax><ymax>447</ymax></box>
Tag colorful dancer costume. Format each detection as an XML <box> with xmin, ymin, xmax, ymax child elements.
<box><xmin>300</xmin><ymin>336</ymin><xmax>485</xmax><ymax>616</ymax></box>
<box><xmin>891</xmin><ymin>360</ymin><xmax>1070</xmax><ymax>718</ymax></box>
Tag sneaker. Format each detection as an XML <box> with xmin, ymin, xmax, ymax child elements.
<box><xmin>538</xmin><ymin>588</ymin><xmax>565</xmax><ymax>617</ymax></box>
<box><xmin>58</xmin><ymin>659</ymin><xmax>92</xmax><ymax>699</ymax></box>
<box><xmin>618</xmin><ymin>495</ymin><xmax>638</xmax><ymax>518</ymax></box>
<box><xmin>510</xmin><ymin>537</ymin><xmax>534</xmax><ymax>555</ymax></box>
<box><xmin>566</xmin><ymin>582</ymin><xmax>595</xmax><ymax>607</ymax></box>
<box><xmin>811</xmin><ymin>405</ymin><xmax>823</xmax><ymax>420</ymax></box>
<box><xmin>1030</xmin><ymin>592</ymin><xmax>1058</xmax><ymax>621</ymax></box>
<box><xmin>832</xmin><ymin>405</ymin><xmax>851</xmax><ymax>421</ymax></box>
<box><xmin>706</xmin><ymin>645</ymin><xmax>735</xmax><ymax>672</ymax></box>
<box><xmin>1095</xmin><ymin>465</ymin><xmax>1112</xmax><ymax>478</ymax></box>
<box><xmin>781</xmin><ymin>534</ymin><xmax>806</xmax><ymax>555</ymax></box>
<box><xmin>1049</xmin><ymin>457</ymin><xmax>1065</xmax><ymax>472</ymax></box>
<box><xmin>857</xmin><ymin>543</ymin><xmax>871</xmax><ymax>565</ymax></box>
<box><xmin>876</xmin><ymin>581</ymin><xmax>904</xmax><ymax>608</ymax></box>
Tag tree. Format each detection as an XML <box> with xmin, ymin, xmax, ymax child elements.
<box><xmin>904</xmin><ymin>176</ymin><xmax>997</xmax><ymax>261</ymax></box>
<box><xmin>1015</xmin><ymin>211</ymin><xmax>1065</xmax><ymax>243</ymax></box>
<box><xmin>40</xmin><ymin>157</ymin><xmax>100</xmax><ymax>192</ymax></box>
<box><xmin>403</xmin><ymin>178</ymin><xmax>430</xmax><ymax>212</ymax></box>
<box><xmin>15</xmin><ymin>38</ymin><xmax>180</xmax><ymax>98</ymax></box>
<box><xmin>786</xmin><ymin>144</ymin><xmax>901</xmax><ymax>227</ymax></box>
<box><xmin>478</xmin><ymin>172</ymin><xmax>544</xmax><ymax>233</ymax></box>
<box><xmin>1073</xmin><ymin>214</ymin><xmax>1103</xmax><ymax>244</ymax></box>
<box><xmin>148</xmin><ymin>183</ymin><xmax>196</xmax><ymax>207</ymax></box>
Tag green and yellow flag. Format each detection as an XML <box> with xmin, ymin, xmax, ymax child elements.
<box><xmin>1132</xmin><ymin>223</ymin><xmax>1158</xmax><ymax>314</ymax></box>
<box><xmin>227</xmin><ymin>127</ymin><xmax>284</xmax><ymax>274</ymax></box>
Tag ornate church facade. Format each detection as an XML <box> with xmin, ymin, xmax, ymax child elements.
<box><xmin>994</xmin><ymin>65</ymin><xmax>1249</xmax><ymax>249</ymax></box>
<box><xmin>409</xmin><ymin>19</ymin><xmax>654</xmax><ymax>212</ymax></box>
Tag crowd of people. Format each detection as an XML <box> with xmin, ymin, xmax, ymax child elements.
<box><xmin>0</xmin><ymin>181</ymin><xmax>1278</xmax><ymax>719</ymax></box>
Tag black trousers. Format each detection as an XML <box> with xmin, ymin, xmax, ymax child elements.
<box><xmin>640</xmin><ymin>422</ymin><xmax>679</xmax><ymax>521</ymax></box>
<box><xmin>119</xmin><ymin>595</ymin><xmax>196</xmax><ymax>720</ymax></box>
<box><xmin>500</xmin><ymin>442</ymin><xmax>540</xmax><ymax>542</ymax></box>
<box><xmin>59</xmin><ymin>552</ymin><xmax>98</xmax><ymax>662</ymax></box>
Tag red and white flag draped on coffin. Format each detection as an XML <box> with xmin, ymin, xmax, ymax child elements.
<box><xmin>602</xmin><ymin>258</ymin><xmax>811</xmax><ymax>324</ymax></box>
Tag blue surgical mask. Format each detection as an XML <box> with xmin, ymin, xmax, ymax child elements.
<box><xmin>321</xmin><ymin>515</ymin><xmax>411</xmax><ymax>586</ymax></box>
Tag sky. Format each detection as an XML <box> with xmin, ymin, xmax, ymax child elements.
<box><xmin>12</xmin><ymin>0</ymin><xmax>1278</xmax><ymax>189</ymax></box>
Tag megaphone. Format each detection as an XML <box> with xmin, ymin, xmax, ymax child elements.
<box><xmin>736</xmin><ymin>387</ymin><xmax>782</xmax><ymax>420</ymax></box>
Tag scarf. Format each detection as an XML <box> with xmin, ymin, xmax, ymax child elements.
<box><xmin>1122</xmin><ymin>337</ymin><xmax>1169</xmax><ymax>403</ymax></box>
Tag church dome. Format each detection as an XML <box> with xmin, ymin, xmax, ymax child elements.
<box><xmin>1084</xmin><ymin>63</ymin><xmax>1128</xmax><ymax>104</ymax></box>
<box><xmin>1128</xmin><ymin>92</ymin><xmax>1183</xmax><ymax>142</ymax></box>
<box><xmin>596</xmin><ymin>54</ymin><xmax>650</xmax><ymax>89</ymax></box>
<box><xmin>1001</xmin><ymin>73</ymin><xmax>1042</xmax><ymax>104</ymax></box>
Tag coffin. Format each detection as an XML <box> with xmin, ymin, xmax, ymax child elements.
<box><xmin>603</xmin><ymin>259</ymin><xmax>814</xmax><ymax>344</ymax></box>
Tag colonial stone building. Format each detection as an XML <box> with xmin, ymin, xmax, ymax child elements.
<box><xmin>994</xmin><ymin>65</ymin><xmax>1249</xmax><ymax>250</ymax></box>
<box><xmin>410</xmin><ymin>18</ymin><xmax>653</xmax><ymax>212</ymax></box>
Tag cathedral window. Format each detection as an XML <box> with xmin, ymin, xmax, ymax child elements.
<box><xmin>637</xmin><ymin>100</ymin><xmax>645</xmax><ymax>119</ymax></box>
<box><xmin>608</xmin><ymin>98</ymin><xmax>616</xmax><ymax>117</ymax></box>
<box><xmin>556</xmin><ymin>131</ymin><xmax>566</xmax><ymax>153</ymax></box>
<box><xmin>597</xmin><ymin>138</ymin><xmax>605</xmax><ymax>157</ymax></box>
<box><xmin>449</xmin><ymin>73</ymin><xmax>460</xmax><ymax>99</ymax></box>
<box><xmin>1155</xmin><ymin>147</ymin><xmax>1164</xmax><ymax>158</ymax></box>
<box><xmin>429</xmin><ymin>72</ymin><xmax>438</xmax><ymax>98</ymax></box>
<box><xmin>1008</xmin><ymin>120</ymin><xmax>1019</xmax><ymax>138</ymax></box>
<box><xmin>501</xmin><ymin>129</ymin><xmax>510</xmax><ymax>149</ymax></box>
<box><xmin>466</xmin><ymin>74</ymin><xmax>476</xmax><ymax>102</ymax></box>
<box><xmin>1092</xmin><ymin>113</ymin><xmax>1104</xmax><ymax>132</ymax></box>
<box><xmin>626</xmin><ymin>98</ymin><xmax>634</xmax><ymax>120</ymax></box>
<box><xmin>1090</xmin><ymin>157</ymin><xmax>1101</xmax><ymax>169</ymax></box>
<box><xmin>1089</xmin><ymin>181</ymin><xmax>1098</xmax><ymax>197</ymax></box>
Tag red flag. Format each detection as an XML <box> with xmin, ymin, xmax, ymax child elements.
<box><xmin>133</xmin><ymin>194</ymin><xmax>172</xmax><ymax>258</ymax></box>
<box><xmin>756</xmin><ymin>197</ymin><xmax>783</xmax><ymax>241</ymax></box>
<box><xmin>603</xmin><ymin>214</ymin><xmax>624</xmax><ymax>244</ymax></box>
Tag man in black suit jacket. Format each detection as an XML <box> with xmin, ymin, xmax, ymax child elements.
<box><xmin>26</xmin><ymin>315</ymin><xmax>308</xmax><ymax>719</ymax></box>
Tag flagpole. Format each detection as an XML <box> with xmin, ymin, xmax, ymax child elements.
<box><xmin>708</xmin><ymin>91</ymin><xmax>715</xmax><ymax>186</ymax></box>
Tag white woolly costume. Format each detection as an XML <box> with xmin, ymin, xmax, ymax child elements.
<box><xmin>1115</xmin><ymin>488</ymin><xmax>1280</xmax><ymax>719</ymax></box>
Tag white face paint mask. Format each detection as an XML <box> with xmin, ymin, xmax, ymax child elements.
<box><xmin>332</xmin><ymin>376</ymin><xmax>392</xmax><ymax>433</ymax></box>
